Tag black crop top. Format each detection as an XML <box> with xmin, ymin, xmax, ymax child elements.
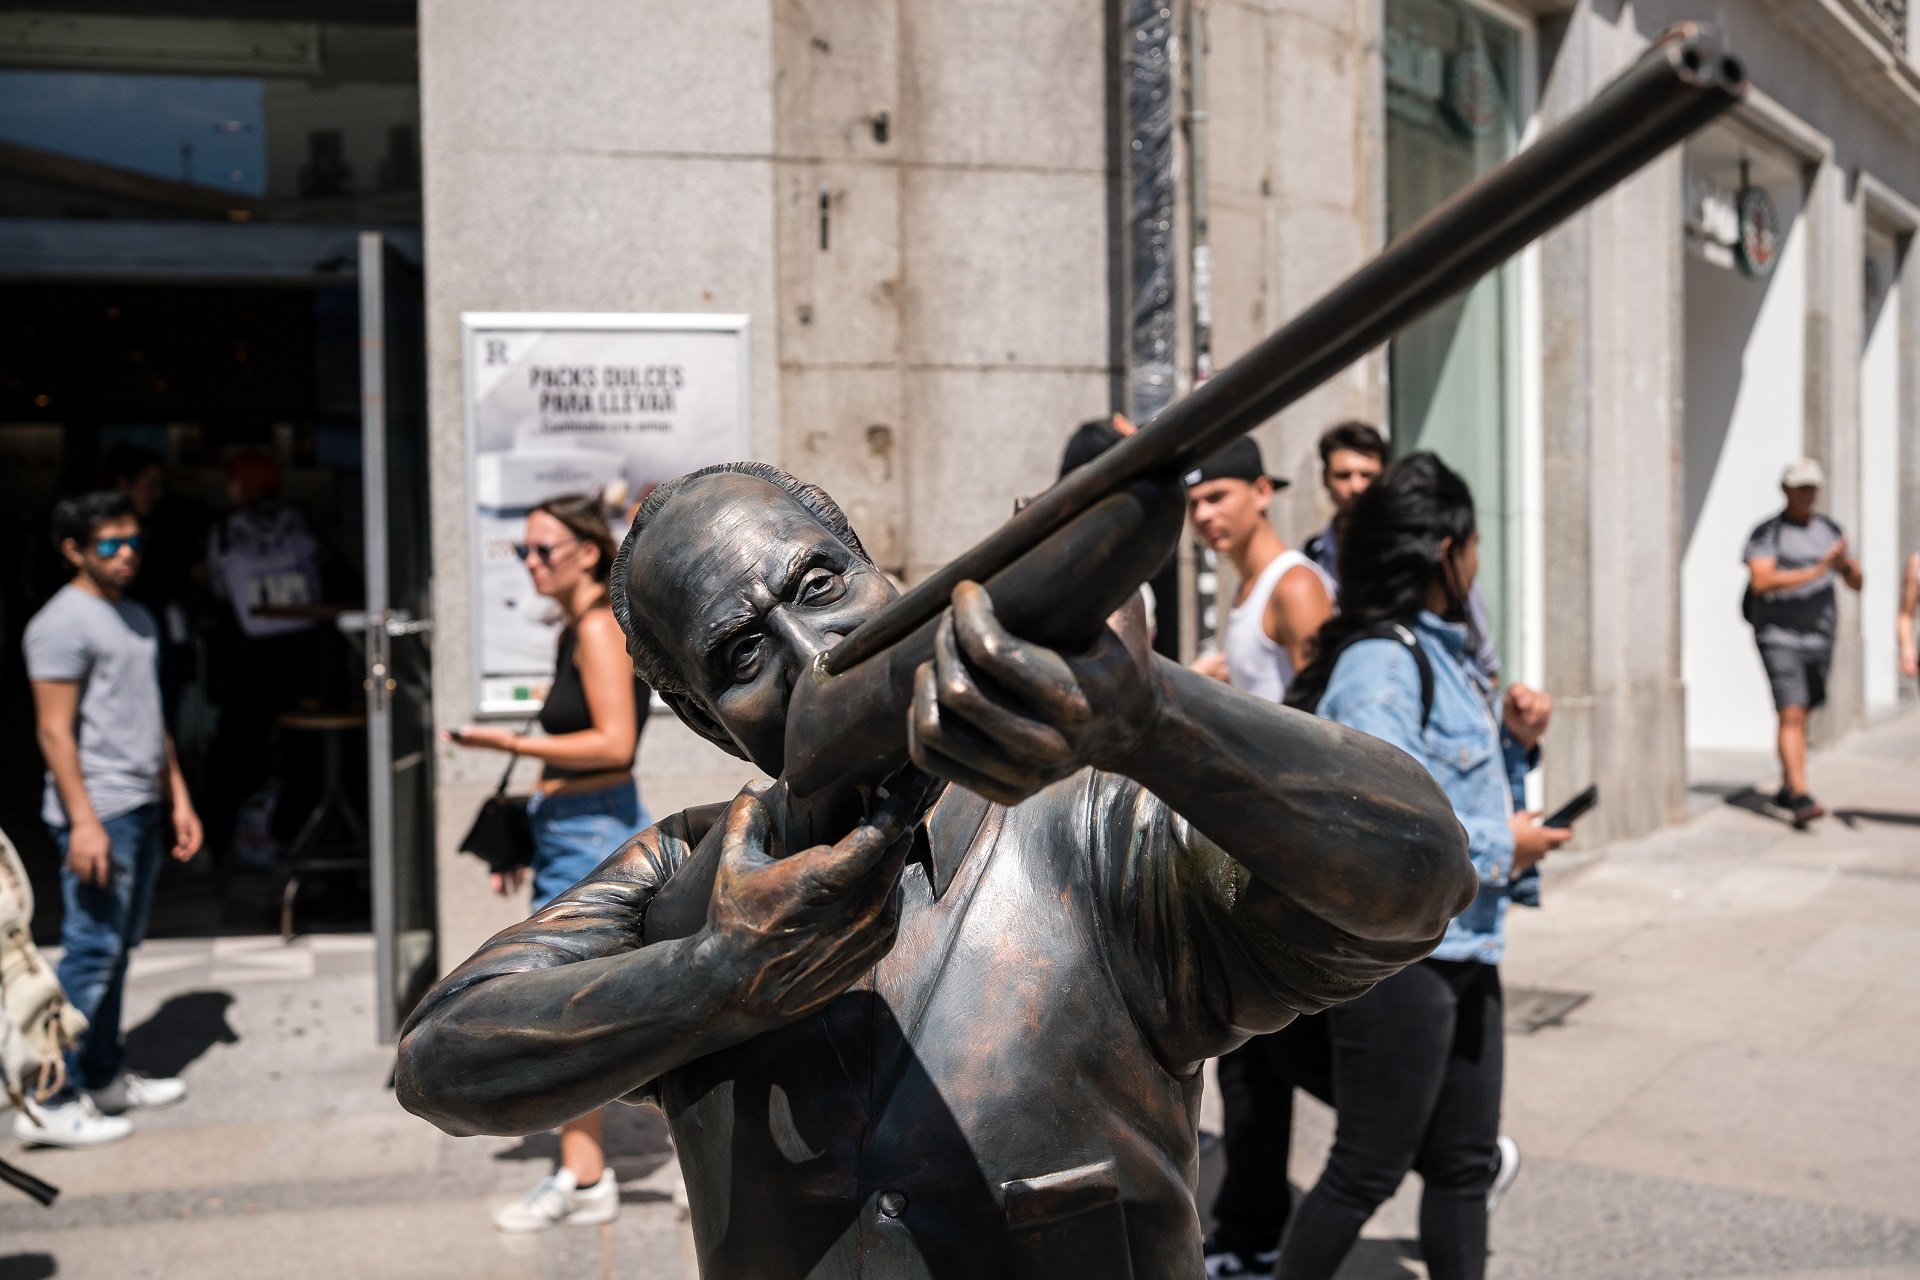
<box><xmin>537</xmin><ymin>624</ymin><xmax>651</xmax><ymax>779</ymax></box>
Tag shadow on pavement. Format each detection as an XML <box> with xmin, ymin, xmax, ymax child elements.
<box><xmin>121</xmin><ymin>990</ymin><xmax>239</xmax><ymax>1079</ymax></box>
<box><xmin>1691</xmin><ymin>783</ymin><xmax>1809</xmax><ymax>830</ymax></box>
<box><xmin>0</xmin><ymin>1252</ymin><xmax>58</xmax><ymax>1279</ymax></box>
<box><xmin>1834</xmin><ymin>807</ymin><xmax>1920</xmax><ymax>829</ymax></box>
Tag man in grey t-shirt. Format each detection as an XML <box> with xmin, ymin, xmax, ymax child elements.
<box><xmin>1742</xmin><ymin>458</ymin><xmax>1862</xmax><ymax>824</ymax></box>
<box><xmin>21</xmin><ymin>492</ymin><xmax>202</xmax><ymax>1149</ymax></box>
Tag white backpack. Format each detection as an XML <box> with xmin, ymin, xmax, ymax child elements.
<box><xmin>0</xmin><ymin>825</ymin><xmax>86</xmax><ymax>1112</ymax></box>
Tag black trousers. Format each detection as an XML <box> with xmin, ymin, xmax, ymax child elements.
<box><xmin>1209</xmin><ymin>1012</ymin><xmax>1333</xmax><ymax>1256</ymax></box>
<box><xmin>1275</xmin><ymin>959</ymin><xmax>1504</xmax><ymax>1280</ymax></box>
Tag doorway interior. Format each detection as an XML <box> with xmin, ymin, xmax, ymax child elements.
<box><xmin>0</xmin><ymin>7</ymin><xmax>434</xmax><ymax>1038</ymax></box>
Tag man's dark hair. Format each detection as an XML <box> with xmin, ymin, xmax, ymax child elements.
<box><xmin>610</xmin><ymin>461</ymin><xmax>870</xmax><ymax>698</ymax></box>
<box><xmin>1060</xmin><ymin>417</ymin><xmax>1123</xmax><ymax>479</ymax></box>
<box><xmin>51</xmin><ymin>491</ymin><xmax>137</xmax><ymax>553</ymax></box>
<box><xmin>1317</xmin><ymin>420</ymin><xmax>1388</xmax><ymax>468</ymax></box>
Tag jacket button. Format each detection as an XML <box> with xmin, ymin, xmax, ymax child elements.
<box><xmin>877</xmin><ymin>1191</ymin><xmax>908</xmax><ymax>1218</ymax></box>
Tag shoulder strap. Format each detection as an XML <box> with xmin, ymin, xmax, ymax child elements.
<box><xmin>1380</xmin><ymin>622</ymin><xmax>1436</xmax><ymax>732</ymax></box>
<box><xmin>1320</xmin><ymin>621</ymin><xmax>1434</xmax><ymax>730</ymax></box>
<box><xmin>490</xmin><ymin>717</ymin><xmax>538</xmax><ymax>797</ymax></box>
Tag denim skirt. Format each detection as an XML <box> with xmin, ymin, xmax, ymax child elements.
<box><xmin>526</xmin><ymin>779</ymin><xmax>651</xmax><ymax>910</ymax></box>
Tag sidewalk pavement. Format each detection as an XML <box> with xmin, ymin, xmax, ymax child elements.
<box><xmin>5</xmin><ymin>709</ymin><xmax>1920</xmax><ymax>1279</ymax></box>
<box><xmin>1254</xmin><ymin>706</ymin><xmax>1920</xmax><ymax>1279</ymax></box>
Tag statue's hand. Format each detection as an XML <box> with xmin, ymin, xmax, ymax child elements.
<box><xmin>699</xmin><ymin>779</ymin><xmax>920</xmax><ymax>1028</ymax></box>
<box><xmin>907</xmin><ymin>580</ymin><xmax>1163</xmax><ymax>806</ymax></box>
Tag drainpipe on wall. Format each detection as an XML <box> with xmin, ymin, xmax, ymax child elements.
<box><xmin>1122</xmin><ymin>0</ymin><xmax>1178</xmax><ymax>424</ymax></box>
<box><xmin>1186</xmin><ymin>0</ymin><xmax>1213</xmax><ymax>384</ymax></box>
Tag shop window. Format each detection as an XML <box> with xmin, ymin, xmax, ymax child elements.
<box><xmin>1384</xmin><ymin>0</ymin><xmax>1525</xmax><ymax>674</ymax></box>
<box><xmin>0</xmin><ymin>19</ymin><xmax>419</xmax><ymax>225</ymax></box>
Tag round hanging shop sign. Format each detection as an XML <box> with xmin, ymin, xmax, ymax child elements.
<box><xmin>1736</xmin><ymin>183</ymin><xmax>1780</xmax><ymax>279</ymax></box>
<box><xmin>1444</xmin><ymin>46</ymin><xmax>1504</xmax><ymax>139</ymax></box>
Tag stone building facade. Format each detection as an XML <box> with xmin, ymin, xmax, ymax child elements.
<box><xmin>417</xmin><ymin>0</ymin><xmax>1920</xmax><ymax>959</ymax></box>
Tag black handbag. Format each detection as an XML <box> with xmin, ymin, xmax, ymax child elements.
<box><xmin>457</xmin><ymin>742</ymin><xmax>535</xmax><ymax>874</ymax></box>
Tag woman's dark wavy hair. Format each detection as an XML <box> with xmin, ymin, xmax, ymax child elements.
<box><xmin>1284</xmin><ymin>450</ymin><xmax>1477</xmax><ymax>714</ymax></box>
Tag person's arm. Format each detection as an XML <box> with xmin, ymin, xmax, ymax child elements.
<box><xmin>1188</xmin><ymin>650</ymin><xmax>1230</xmax><ymax>682</ymax></box>
<box><xmin>397</xmin><ymin>780</ymin><xmax>931</xmax><ymax>1138</ymax></box>
<box><xmin>1899</xmin><ymin>553</ymin><xmax>1919</xmax><ymax>679</ymax></box>
<box><xmin>163</xmin><ymin>735</ymin><xmax>202</xmax><ymax>862</ymax></box>
<box><xmin>907</xmin><ymin>584</ymin><xmax>1471</xmax><ymax>949</ymax></box>
<box><xmin>29</xmin><ymin>679</ymin><xmax>110</xmax><ymax>886</ymax></box>
<box><xmin>447</xmin><ymin>613</ymin><xmax>640</xmax><ymax>770</ymax></box>
<box><xmin>1746</xmin><ymin>555</ymin><xmax>1835</xmax><ymax>595</ymax></box>
<box><xmin>1836</xmin><ymin>547</ymin><xmax>1864</xmax><ymax>593</ymax></box>
<box><xmin>1264</xmin><ymin>564</ymin><xmax>1334</xmax><ymax>673</ymax></box>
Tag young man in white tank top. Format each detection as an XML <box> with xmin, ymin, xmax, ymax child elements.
<box><xmin>1184</xmin><ymin>438</ymin><xmax>1336</xmax><ymax>1276</ymax></box>
<box><xmin>1186</xmin><ymin>438</ymin><xmax>1334</xmax><ymax>701</ymax></box>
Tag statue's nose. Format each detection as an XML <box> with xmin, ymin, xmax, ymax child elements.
<box><xmin>766</xmin><ymin>606</ymin><xmax>834</xmax><ymax>667</ymax></box>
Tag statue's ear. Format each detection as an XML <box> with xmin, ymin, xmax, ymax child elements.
<box><xmin>660</xmin><ymin>689</ymin><xmax>751</xmax><ymax>763</ymax></box>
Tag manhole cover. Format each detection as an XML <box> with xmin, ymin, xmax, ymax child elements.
<box><xmin>1504</xmin><ymin>986</ymin><xmax>1589</xmax><ymax>1033</ymax></box>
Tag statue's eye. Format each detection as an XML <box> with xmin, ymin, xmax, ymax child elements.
<box><xmin>725</xmin><ymin>634</ymin><xmax>765</xmax><ymax>682</ymax></box>
<box><xmin>797</xmin><ymin>566</ymin><xmax>845</xmax><ymax>606</ymax></box>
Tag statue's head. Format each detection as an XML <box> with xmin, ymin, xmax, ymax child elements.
<box><xmin>612</xmin><ymin>462</ymin><xmax>896</xmax><ymax>773</ymax></box>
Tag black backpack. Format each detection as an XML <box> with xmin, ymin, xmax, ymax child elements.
<box><xmin>1293</xmin><ymin>621</ymin><xmax>1435</xmax><ymax>730</ymax></box>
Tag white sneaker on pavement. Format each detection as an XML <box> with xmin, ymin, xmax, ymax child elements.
<box><xmin>492</xmin><ymin>1168</ymin><xmax>620</xmax><ymax>1233</ymax></box>
<box><xmin>1488</xmin><ymin>1134</ymin><xmax>1522</xmax><ymax>1214</ymax></box>
<box><xmin>12</xmin><ymin>1096</ymin><xmax>134</xmax><ymax>1149</ymax></box>
<box><xmin>86</xmin><ymin>1070</ymin><xmax>188</xmax><ymax>1114</ymax></box>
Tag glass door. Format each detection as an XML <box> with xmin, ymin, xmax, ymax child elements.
<box><xmin>359</xmin><ymin>231</ymin><xmax>435</xmax><ymax>1042</ymax></box>
<box><xmin>1384</xmin><ymin>0</ymin><xmax>1525</xmax><ymax>673</ymax></box>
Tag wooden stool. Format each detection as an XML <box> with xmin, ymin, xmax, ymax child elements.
<box><xmin>275</xmin><ymin>710</ymin><xmax>368</xmax><ymax>942</ymax></box>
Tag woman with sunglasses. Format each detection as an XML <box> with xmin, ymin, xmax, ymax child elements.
<box><xmin>444</xmin><ymin>492</ymin><xmax>651</xmax><ymax>1233</ymax></box>
<box><xmin>1276</xmin><ymin>453</ymin><xmax>1568</xmax><ymax>1280</ymax></box>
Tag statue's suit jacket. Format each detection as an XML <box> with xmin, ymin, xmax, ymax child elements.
<box><xmin>409</xmin><ymin>770</ymin><xmax>1426</xmax><ymax>1278</ymax></box>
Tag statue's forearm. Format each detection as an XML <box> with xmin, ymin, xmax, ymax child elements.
<box><xmin>396</xmin><ymin>932</ymin><xmax>751</xmax><ymax>1136</ymax></box>
<box><xmin>1124</xmin><ymin>660</ymin><xmax>1473</xmax><ymax>943</ymax></box>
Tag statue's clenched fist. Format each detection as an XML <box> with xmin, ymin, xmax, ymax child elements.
<box><xmin>908</xmin><ymin>580</ymin><xmax>1163</xmax><ymax>806</ymax></box>
<box><xmin>698</xmin><ymin>774</ymin><xmax>933</xmax><ymax>1029</ymax></box>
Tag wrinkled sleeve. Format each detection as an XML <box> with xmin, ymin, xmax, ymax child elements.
<box><xmin>23</xmin><ymin>612</ymin><xmax>89</xmax><ymax>683</ymax></box>
<box><xmin>1086</xmin><ymin>770</ymin><xmax>1448</xmax><ymax>1077</ymax></box>
<box><xmin>1743</xmin><ymin>519</ymin><xmax>1777</xmax><ymax>565</ymax></box>
<box><xmin>401</xmin><ymin>803</ymin><xmax>725</xmax><ymax>1039</ymax></box>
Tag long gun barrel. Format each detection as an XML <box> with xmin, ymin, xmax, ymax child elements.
<box><xmin>781</xmin><ymin>25</ymin><xmax>1746</xmax><ymax>801</ymax></box>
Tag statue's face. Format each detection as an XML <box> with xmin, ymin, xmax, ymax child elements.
<box><xmin>627</xmin><ymin>473</ymin><xmax>897</xmax><ymax>772</ymax></box>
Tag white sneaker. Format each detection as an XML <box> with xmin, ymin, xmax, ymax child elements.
<box><xmin>1488</xmin><ymin>1134</ymin><xmax>1522</xmax><ymax>1214</ymax></box>
<box><xmin>13</xmin><ymin>1096</ymin><xmax>134</xmax><ymax>1149</ymax></box>
<box><xmin>86</xmin><ymin>1071</ymin><xmax>188</xmax><ymax>1114</ymax></box>
<box><xmin>491</xmin><ymin>1168</ymin><xmax>619</xmax><ymax>1232</ymax></box>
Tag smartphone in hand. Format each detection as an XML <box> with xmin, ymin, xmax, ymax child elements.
<box><xmin>1541</xmin><ymin>784</ymin><xmax>1599</xmax><ymax>830</ymax></box>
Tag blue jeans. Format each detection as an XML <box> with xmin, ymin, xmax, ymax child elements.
<box><xmin>527</xmin><ymin>781</ymin><xmax>650</xmax><ymax>911</ymax></box>
<box><xmin>51</xmin><ymin>803</ymin><xmax>164</xmax><ymax>1093</ymax></box>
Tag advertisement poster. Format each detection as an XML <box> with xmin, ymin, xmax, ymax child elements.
<box><xmin>462</xmin><ymin>313</ymin><xmax>750</xmax><ymax>715</ymax></box>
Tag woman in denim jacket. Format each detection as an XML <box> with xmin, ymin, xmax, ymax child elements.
<box><xmin>1276</xmin><ymin>453</ymin><xmax>1569</xmax><ymax>1280</ymax></box>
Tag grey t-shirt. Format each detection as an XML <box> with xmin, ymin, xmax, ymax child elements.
<box><xmin>1743</xmin><ymin>512</ymin><xmax>1843</xmax><ymax>652</ymax></box>
<box><xmin>23</xmin><ymin>585</ymin><xmax>167</xmax><ymax>827</ymax></box>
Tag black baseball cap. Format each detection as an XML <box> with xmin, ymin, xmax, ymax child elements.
<box><xmin>1183</xmin><ymin>438</ymin><xmax>1289</xmax><ymax>490</ymax></box>
<box><xmin>1060</xmin><ymin>417</ymin><xmax>1125</xmax><ymax>479</ymax></box>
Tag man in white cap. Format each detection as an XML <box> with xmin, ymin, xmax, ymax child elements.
<box><xmin>1742</xmin><ymin>458</ymin><xmax>1861</xmax><ymax>824</ymax></box>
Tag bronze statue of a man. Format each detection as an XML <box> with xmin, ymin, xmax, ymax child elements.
<box><xmin>398</xmin><ymin>461</ymin><xmax>1471</xmax><ymax>1278</ymax></box>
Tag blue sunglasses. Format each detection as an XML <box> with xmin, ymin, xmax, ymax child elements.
<box><xmin>93</xmin><ymin>535</ymin><xmax>145</xmax><ymax>558</ymax></box>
